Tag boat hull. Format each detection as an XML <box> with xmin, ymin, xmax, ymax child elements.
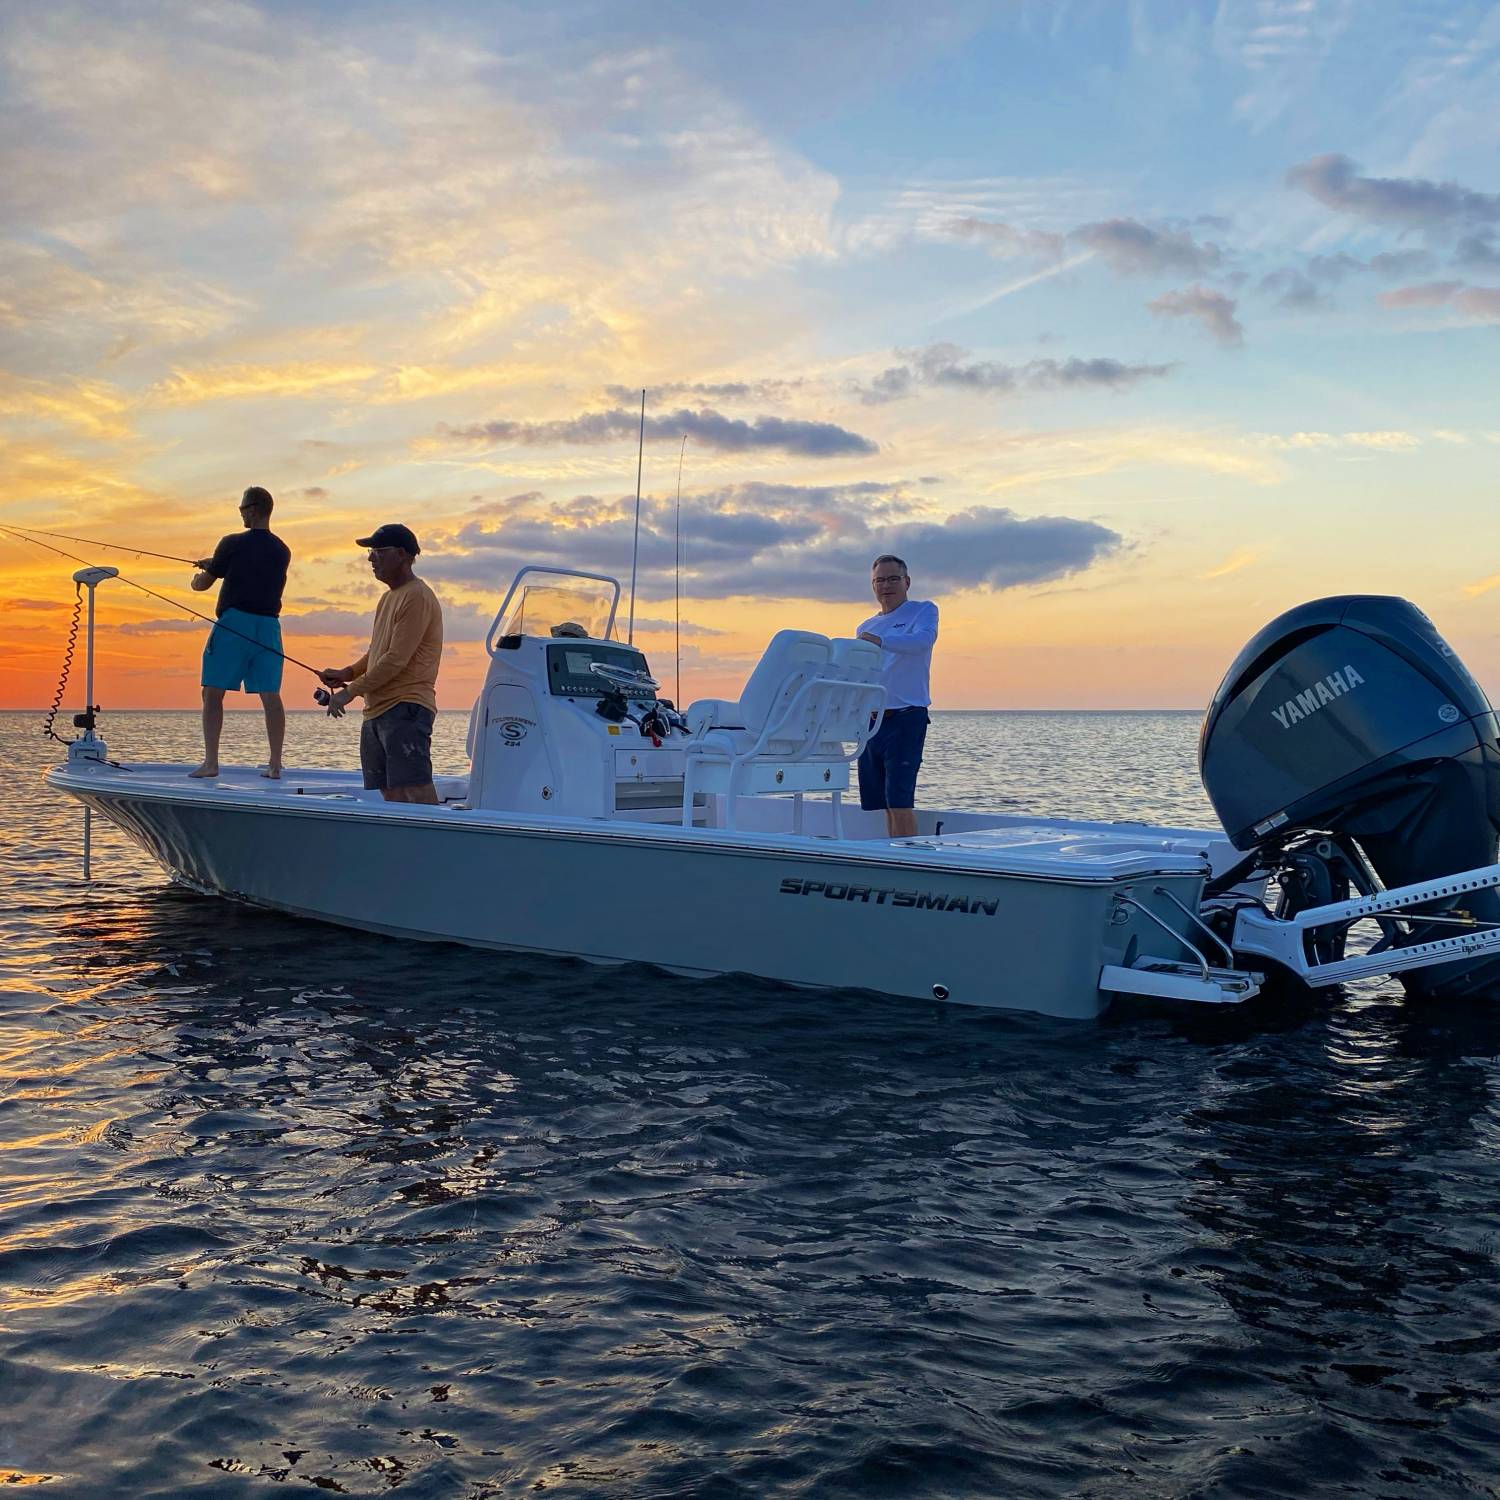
<box><xmin>54</xmin><ymin>768</ymin><xmax>1213</xmax><ymax>1020</ymax></box>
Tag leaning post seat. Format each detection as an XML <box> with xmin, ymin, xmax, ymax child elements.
<box><xmin>681</xmin><ymin>630</ymin><xmax>886</xmax><ymax>833</ymax></box>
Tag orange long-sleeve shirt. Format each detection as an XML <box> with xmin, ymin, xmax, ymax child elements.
<box><xmin>345</xmin><ymin>576</ymin><xmax>444</xmax><ymax>719</ymax></box>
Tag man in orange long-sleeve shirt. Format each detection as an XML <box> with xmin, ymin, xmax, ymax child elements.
<box><xmin>319</xmin><ymin>524</ymin><xmax>444</xmax><ymax>805</ymax></box>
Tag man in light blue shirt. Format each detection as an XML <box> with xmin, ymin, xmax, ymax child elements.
<box><xmin>856</xmin><ymin>554</ymin><xmax>939</xmax><ymax>837</ymax></box>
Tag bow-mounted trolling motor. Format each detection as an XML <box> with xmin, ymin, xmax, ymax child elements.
<box><xmin>1200</xmin><ymin>595</ymin><xmax>1500</xmax><ymax>1000</ymax></box>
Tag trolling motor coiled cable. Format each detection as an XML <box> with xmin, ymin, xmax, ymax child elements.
<box><xmin>42</xmin><ymin>583</ymin><xmax>82</xmax><ymax>745</ymax></box>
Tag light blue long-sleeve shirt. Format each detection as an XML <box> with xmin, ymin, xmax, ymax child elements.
<box><xmin>856</xmin><ymin>598</ymin><xmax>938</xmax><ymax>709</ymax></box>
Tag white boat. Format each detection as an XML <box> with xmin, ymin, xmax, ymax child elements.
<box><xmin>46</xmin><ymin>566</ymin><xmax>1500</xmax><ymax>1019</ymax></box>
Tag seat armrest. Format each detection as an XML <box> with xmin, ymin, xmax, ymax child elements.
<box><xmin>686</xmin><ymin>698</ymin><xmax>744</xmax><ymax>735</ymax></box>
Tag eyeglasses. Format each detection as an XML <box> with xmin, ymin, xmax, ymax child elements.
<box><xmin>872</xmin><ymin>574</ymin><xmax>906</xmax><ymax>586</ymax></box>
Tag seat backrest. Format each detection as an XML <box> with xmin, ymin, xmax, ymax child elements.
<box><xmin>828</xmin><ymin>637</ymin><xmax>881</xmax><ymax>685</ymax></box>
<box><xmin>737</xmin><ymin>630</ymin><xmax>831</xmax><ymax>730</ymax></box>
<box><xmin>815</xmin><ymin>638</ymin><xmax>886</xmax><ymax>751</ymax></box>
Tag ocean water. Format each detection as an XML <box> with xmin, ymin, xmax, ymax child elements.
<box><xmin>3</xmin><ymin>709</ymin><xmax>1500</xmax><ymax>1498</ymax></box>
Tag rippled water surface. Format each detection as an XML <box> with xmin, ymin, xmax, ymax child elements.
<box><xmin>4</xmin><ymin>711</ymin><xmax>1500</xmax><ymax>1498</ymax></box>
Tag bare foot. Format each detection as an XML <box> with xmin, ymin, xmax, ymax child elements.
<box><xmin>260</xmin><ymin>764</ymin><xmax>282</xmax><ymax>780</ymax></box>
<box><xmin>188</xmin><ymin>763</ymin><xmax>219</xmax><ymax>779</ymax></box>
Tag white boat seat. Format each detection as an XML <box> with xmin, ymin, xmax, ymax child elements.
<box><xmin>681</xmin><ymin>630</ymin><xmax>885</xmax><ymax>831</ymax></box>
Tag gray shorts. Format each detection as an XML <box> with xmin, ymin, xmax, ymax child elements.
<box><xmin>360</xmin><ymin>702</ymin><xmax>435</xmax><ymax>790</ymax></box>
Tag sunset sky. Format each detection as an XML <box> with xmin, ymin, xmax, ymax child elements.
<box><xmin>2</xmin><ymin>0</ymin><xmax>1498</xmax><ymax>713</ymax></box>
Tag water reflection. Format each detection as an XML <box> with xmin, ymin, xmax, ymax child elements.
<box><xmin>7</xmin><ymin>712</ymin><xmax>1500</xmax><ymax>1496</ymax></box>
<box><xmin>1176</xmin><ymin>993</ymin><xmax>1500</xmax><ymax>1492</ymax></box>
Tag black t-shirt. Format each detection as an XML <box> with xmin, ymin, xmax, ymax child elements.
<box><xmin>207</xmin><ymin>529</ymin><xmax>291</xmax><ymax>618</ymax></box>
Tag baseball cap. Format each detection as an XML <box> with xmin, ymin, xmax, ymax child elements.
<box><xmin>355</xmin><ymin>523</ymin><xmax>420</xmax><ymax>554</ymax></box>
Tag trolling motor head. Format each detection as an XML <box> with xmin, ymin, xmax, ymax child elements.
<box><xmin>1201</xmin><ymin>596</ymin><xmax>1500</xmax><ymax>999</ymax></box>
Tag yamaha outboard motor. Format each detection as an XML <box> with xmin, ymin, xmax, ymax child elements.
<box><xmin>1200</xmin><ymin>596</ymin><xmax>1500</xmax><ymax>1000</ymax></box>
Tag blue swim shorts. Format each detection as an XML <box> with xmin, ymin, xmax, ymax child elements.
<box><xmin>201</xmin><ymin>608</ymin><xmax>284</xmax><ymax>694</ymax></box>
<box><xmin>857</xmin><ymin>706</ymin><xmax>930</xmax><ymax>811</ymax></box>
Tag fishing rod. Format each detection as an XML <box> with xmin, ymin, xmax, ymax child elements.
<box><xmin>0</xmin><ymin>525</ymin><xmax>326</xmax><ymax>679</ymax></box>
<box><xmin>1</xmin><ymin>521</ymin><xmax>200</xmax><ymax>567</ymax></box>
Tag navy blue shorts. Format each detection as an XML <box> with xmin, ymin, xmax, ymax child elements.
<box><xmin>858</xmin><ymin>707</ymin><xmax>929</xmax><ymax>811</ymax></box>
<box><xmin>360</xmin><ymin>702</ymin><xmax>435</xmax><ymax>790</ymax></box>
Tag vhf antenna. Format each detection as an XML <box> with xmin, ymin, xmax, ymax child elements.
<box><xmin>674</xmin><ymin>434</ymin><xmax>686</xmax><ymax>705</ymax></box>
<box><xmin>627</xmin><ymin>388</ymin><xmax>645</xmax><ymax>644</ymax></box>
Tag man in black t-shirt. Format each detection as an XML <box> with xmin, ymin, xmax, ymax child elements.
<box><xmin>188</xmin><ymin>486</ymin><xmax>292</xmax><ymax>779</ymax></box>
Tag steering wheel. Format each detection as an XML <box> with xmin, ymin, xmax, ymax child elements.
<box><xmin>588</xmin><ymin>660</ymin><xmax>659</xmax><ymax>696</ymax></box>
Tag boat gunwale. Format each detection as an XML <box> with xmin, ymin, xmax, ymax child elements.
<box><xmin>48</xmin><ymin>761</ymin><xmax>1214</xmax><ymax>888</ymax></box>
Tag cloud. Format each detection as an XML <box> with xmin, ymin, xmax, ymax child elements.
<box><xmin>420</xmin><ymin>482</ymin><xmax>1122</xmax><ymax>602</ymax></box>
<box><xmin>116</xmin><ymin>617</ymin><xmax>204</xmax><ymax>635</ymax></box>
<box><xmin>282</xmin><ymin>601</ymin><xmax>495</xmax><ymax>640</ymax></box>
<box><xmin>0</xmin><ymin>373</ymin><xmax>134</xmax><ymax>439</ymax></box>
<box><xmin>602</xmin><ymin>380</ymin><xmax>803</xmax><ymax>404</ymax></box>
<box><xmin>1200</xmin><ymin>548</ymin><xmax>1258</xmax><ymax>580</ymax></box>
<box><xmin>1261</xmin><ymin>430</ymin><xmax>1422</xmax><ymax>452</ymax></box>
<box><xmin>851</xmin><ymin>344</ymin><xmax>1172</xmax><ymax>404</ymax></box>
<box><xmin>1456</xmin><ymin>236</ymin><xmax>1500</xmax><ymax>271</ymax></box>
<box><xmin>1258</xmin><ymin>267</ymin><xmax>1331</xmax><ymax>310</ymax></box>
<box><xmin>1436</xmin><ymin>285</ymin><xmax>1500</xmax><ymax>320</ymax></box>
<box><xmin>945</xmin><ymin>214</ymin><xmax>1224</xmax><ymax>279</ymax></box>
<box><xmin>1306</xmin><ymin>253</ymin><xmax>1365</xmax><ymax>283</ymax></box>
<box><xmin>629</xmin><ymin>617</ymin><xmax>727</xmax><ymax>636</ymax></box>
<box><xmin>1148</xmin><ymin>286</ymin><xmax>1245</xmax><ymax>346</ymax></box>
<box><xmin>1378</xmin><ymin>281</ymin><xmax>1463</xmax><ymax>310</ymax></box>
<box><xmin>436</xmin><ymin>405</ymin><xmax>877</xmax><ymax>457</ymax></box>
<box><xmin>1378</xmin><ymin>281</ymin><xmax>1500</xmax><ymax>319</ymax></box>
<box><xmin>149</xmin><ymin>363</ymin><xmax>383</xmax><ymax>406</ymax></box>
<box><xmin>1253</xmin><ymin>250</ymin><xmax>1441</xmax><ymax>309</ymax></box>
<box><xmin>1069</xmin><ymin>218</ymin><xmax>1223</xmax><ymax>276</ymax></box>
<box><xmin>0</xmin><ymin>2</ymin><xmax>843</xmax><ymax>402</ymax></box>
<box><xmin>945</xmin><ymin>217</ymin><xmax>1066</xmax><ymax>261</ymax></box>
<box><xmin>1287</xmin><ymin>154</ymin><xmax>1500</xmax><ymax>232</ymax></box>
<box><xmin>1369</xmin><ymin>249</ymin><xmax>1437</xmax><ymax>279</ymax></box>
<box><xmin>857</xmin><ymin>366</ymin><xmax>917</xmax><ymax>405</ymax></box>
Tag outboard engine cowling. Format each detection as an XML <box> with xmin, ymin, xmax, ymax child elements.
<box><xmin>1200</xmin><ymin>596</ymin><xmax>1500</xmax><ymax>1001</ymax></box>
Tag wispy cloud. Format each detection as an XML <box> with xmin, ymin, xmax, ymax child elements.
<box><xmin>1260</xmin><ymin>430</ymin><xmax>1423</xmax><ymax>452</ymax></box>
<box><xmin>1200</xmin><ymin>547</ymin><xmax>1259</xmax><ymax>580</ymax></box>
<box><xmin>0</xmin><ymin>373</ymin><xmax>134</xmax><ymax>439</ymax></box>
